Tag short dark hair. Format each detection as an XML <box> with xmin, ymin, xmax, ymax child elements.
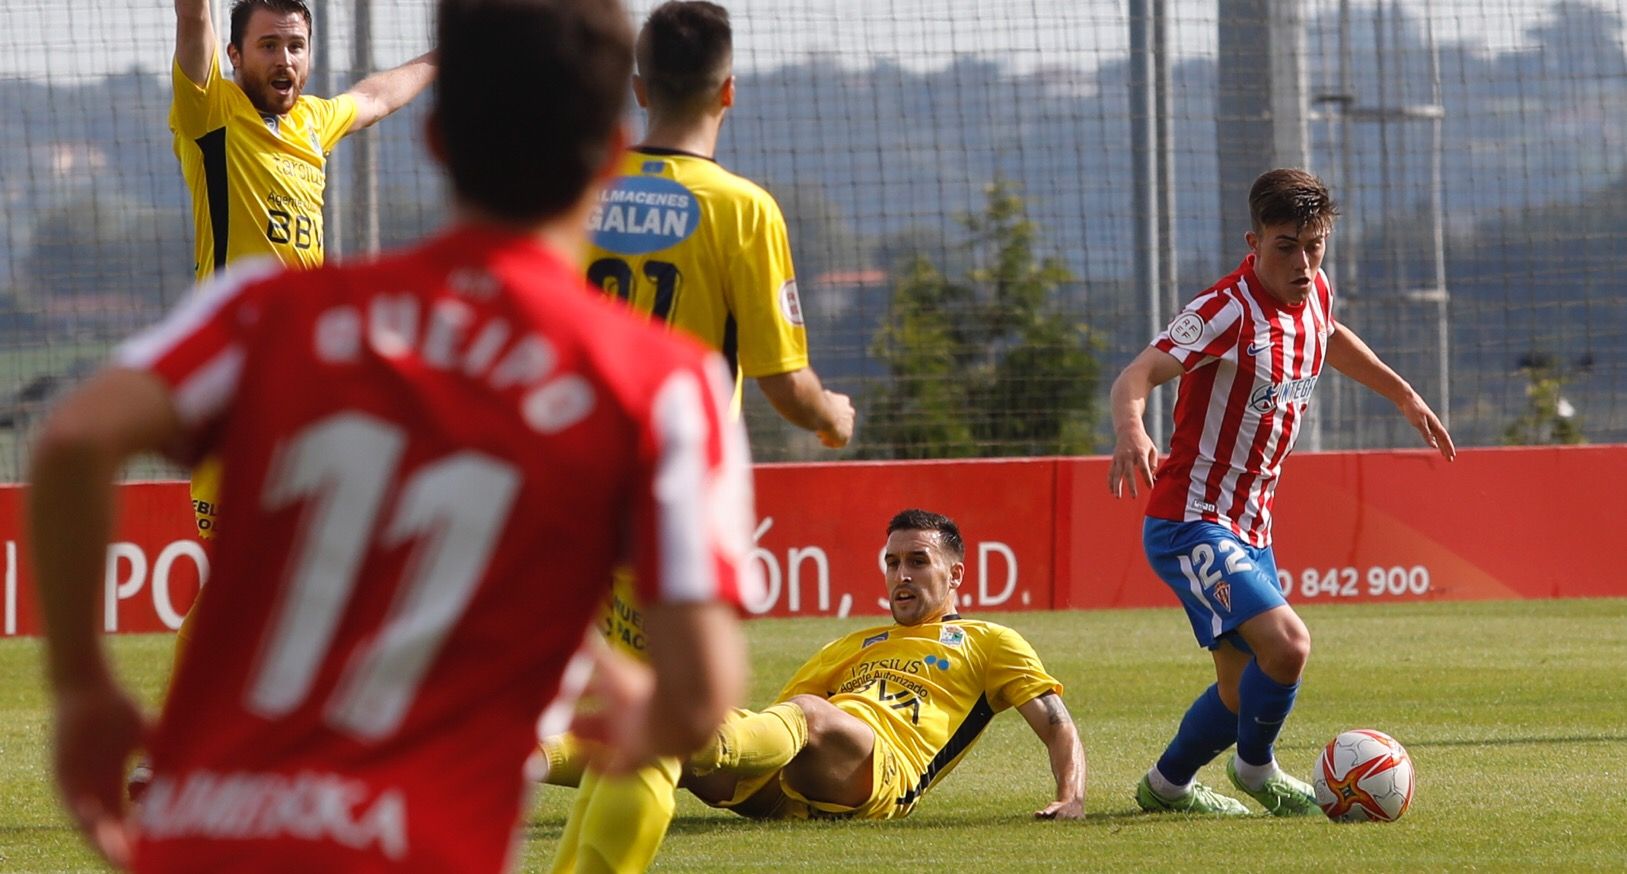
<box><xmin>887</xmin><ymin>509</ymin><xmax>965</xmax><ymax>560</ymax></box>
<box><xmin>637</xmin><ymin>1</ymin><xmax>732</xmax><ymax>114</ymax></box>
<box><xmin>1249</xmin><ymin>168</ymin><xmax>1340</xmax><ymax>234</ymax></box>
<box><xmin>229</xmin><ymin>0</ymin><xmax>313</xmax><ymax>50</ymax></box>
<box><xmin>435</xmin><ymin>0</ymin><xmax>634</xmax><ymax>222</ymax></box>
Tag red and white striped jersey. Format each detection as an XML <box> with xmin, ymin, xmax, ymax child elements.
<box><xmin>112</xmin><ymin>225</ymin><xmax>756</xmax><ymax>873</ymax></box>
<box><xmin>1145</xmin><ymin>254</ymin><xmax>1335</xmax><ymax>546</ymax></box>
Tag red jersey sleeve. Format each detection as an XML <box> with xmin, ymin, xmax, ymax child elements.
<box><xmin>628</xmin><ymin>353</ymin><xmax>759</xmax><ymax>611</ymax></box>
<box><xmin>110</xmin><ymin>256</ymin><xmax>284</xmax><ymax>462</ymax></box>
<box><xmin>1152</xmin><ymin>288</ymin><xmax>1244</xmax><ymax>370</ymax></box>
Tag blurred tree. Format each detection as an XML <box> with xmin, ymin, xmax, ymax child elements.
<box><xmin>863</xmin><ymin>181</ymin><xmax>1099</xmax><ymax>458</ymax></box>
<box><xmin>1502</xmin><ymin>351</ymin><xmax>1586</xmax><ymax>446</ymax></box>
<box><xmin>22</xmin><ymin>192</ymin><xmax>190</xmax><ymax>346</ymax></box>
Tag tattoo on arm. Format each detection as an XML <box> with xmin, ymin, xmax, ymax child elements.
<box><xmin>1039</xmin><ymin>692</ymin><xmax>1069</xmax><ymax>726</ymax></box>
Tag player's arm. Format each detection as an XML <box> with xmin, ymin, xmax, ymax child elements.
<box><xmin>1326</xmin><ymin>323</ymin><xmax>1456</xmax><ymax>461</ymax></box>
<box><xmin>1015</xmin><ymin>691</ymin><xmax>1086</xmax><ymax>821</ymax></box>
<box><xmin>344</xmin><ymin>50</ymin><xmax>438</xmax><ymax>132</ymax></box>
<box><xmin>583</xmin><ymin>358</ymin><xmax>752</xmax><ymax>773</ymax></box>
<box><xmin>173</xmin><ymin>0</ymin><xmax>216</xmax><ymax>87</ymax></box>
<box><xmin>1107</xmin><ymin>346</ymin><xmax>1184</xmax><ymax>497</ymax></box>
<box><xmin>28</xmin><ymin>368</ymin><xmax>184</xmax><ymax>868</ymax></box>
<box><xmin>755</xmin><ymin>368</ymin><xmax>853</xmax><ymax>448</ymax></box>
<box><xmin>643</xmin><ymin>601</ymin><xmax>747</xmax><ymax>754</ymax></box>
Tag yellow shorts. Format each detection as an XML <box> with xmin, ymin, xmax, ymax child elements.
<box><xmin>730</xmin><ymin>702</ymin><xmax>919</xmax><ymax>822</ymax></box>
<box><xmin>190</xmin><ymin>456</ymin><xmax>222</xmax><ymax>541</ymax></box>
<box><xmin>598</xmin><ymin>568</ymin><xmax>647</xmax><ymax>661</ymax></box>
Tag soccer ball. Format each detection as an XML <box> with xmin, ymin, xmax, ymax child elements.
<box><xmin>1311</xmin><ymin>729</ymin><xmax>1415</xmax><ymax>822</ymax></box>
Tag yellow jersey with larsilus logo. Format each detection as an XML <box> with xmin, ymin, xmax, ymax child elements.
<box><xmin>585</xmin><ymin>147</ymin><xmax>809</xmax><ymax>411</ymax></box>
<box><xmin>170</xmin><ymin>52</ymin><xmax>356</xmax><ymax>280</ymax></box>
<box><xmin>775</xmin><ymin>617</ymin><xmax>1061</xmax><ymax>808</ymax></box>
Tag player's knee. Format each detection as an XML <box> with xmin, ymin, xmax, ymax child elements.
<box><xmin>787</xmin><ymin>696</ymin><xmax>854</xmax><ymax>753</ymax></box>
<box><xmin>1259</xmin><ymin>622</ymin><xmax>1310</xmax><ymax>682</ymax></box>
<box><xmin>786</xmin><ymin>694</ymin><xmax>832</xmax><ymax>736</ymax></box>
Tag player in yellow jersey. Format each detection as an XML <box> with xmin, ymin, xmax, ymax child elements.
<box><xmin>678</xmin><ymin>509</ymin><xmax>1086</xmax><ymax>821</ymax></box>
<box><xmin>172</xmin><ymin>0</ymin><xmax>436</xmax><ymax>543</ymax></box>
<box><xmin>172</xmin><ymin>0</ymin><xmax>436</xmax><ymax>281</ymax></box>
<box><xmin>584</xmin><ymin>2</ymin><xmax>852</xmax><ymax>438</ymax></box>
<box><xmin>127</xmin><ymin>0</ymin><xmax>438</xmax><ymax>801</ymax></box>
<box><xmin>544</xmin><ymin>3</ymin><xmax>852</xmax><ymax>871</ymax></box>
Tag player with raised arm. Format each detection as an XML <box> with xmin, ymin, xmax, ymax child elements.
<box><xmin>1107</xmin><ymin>168</ymin><xmax>1455</xmax><ymax>816</ymax></box>
<box><xmin>543</xmin><ymin>3</ymin><xmax>851</xmax><ymax>871</ymax></box>
<box><xmin>678</xmin><ymin>509</ymin><xmax>1085</xmax><ymax>823</ymax></box>
<box><xmin>172</xmin><ymin>0</ymin><xmax>436</xmax><ymax>544</ymax></box>
<box><xmin>31</xmin><ymin>1</ymin><xmax>750</xmax><ymax>870</ymax></box>
<box><xmin>144</xmin><ymin>0</ymin><xmax>440</xmax><ymax>797</ymax></box>
<box><xmin>172</xmin><ymin>0</ymin><xmax>435</xmax><ymax>279</ymax></box>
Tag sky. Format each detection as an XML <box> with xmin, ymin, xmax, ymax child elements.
<box><xmin>0</xmin><ymin>0</ymin><xmax>1570</xmax><ymax>82</ymax></box>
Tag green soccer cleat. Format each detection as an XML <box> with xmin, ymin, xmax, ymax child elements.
<box><xmin>1136</xmin><ymin>774</ymin><xmax>1251</xmax><ymax>816</ymax></box>
<box><xmin>1226</xmin><ymin>758</ymin><xmax>1320</xmax><ymax>816</ymax></box>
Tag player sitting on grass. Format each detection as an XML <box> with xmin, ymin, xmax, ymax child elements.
<box><xmin>676</xmin><ymin>508</ymin><xmax>1085</xmax><ymax>821</ymax></box>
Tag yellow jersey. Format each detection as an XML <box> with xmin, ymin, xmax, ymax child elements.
<box><xmin>589</xmin><ymin>148</ymin><xmax>807</xmax><ymax>660</ymax></box>
<box><xmin>776</xmin><ymin>616</ymin><xmax>1062</xmax><ymax>806</ymax></box>
<box><xmin>586</xmin><ymin>147</ymin><xmax>809</xmax><ymax>401</ymax></box>
<box><xmin>170</xmin><ymin>53</ymin><xmax>356</xmax><ymax>280</ymax></box>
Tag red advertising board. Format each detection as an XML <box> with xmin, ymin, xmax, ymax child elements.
<box><xmin>2</xmin><ymin>482</ymin><xmax>205</xmax><ymax>638</ymax></box>
<box><xmin>3</xmin><ymin>445</ymin><xmax>1622</xmax><ymax>636</ymax></box>
<box><xmin>749</xmin><ymin>459</ymin><xmax>1060</xmax><ymax>619</ymax></box>
<box><xmin>1056</xmin><ymin>444</ymin><xmax>1627</xmax><ymax>608</ymax></box>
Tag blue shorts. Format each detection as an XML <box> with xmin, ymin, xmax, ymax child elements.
<box><xmin>1144</xmin><ymin>518</ymin><xmax>1287</xmax><ymax>649</ymax></box>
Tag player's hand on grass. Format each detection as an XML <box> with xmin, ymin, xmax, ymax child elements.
<box><xmin>1108</xmin><ymin>426</ymin><xmax>1159</xmax><ymax>498</ymax></box>
<box><xmin>567</xmin><ymin>636</ymin><xmax>658</xmax><ymax>776</ymax></box>
<box><xmin>1034</xmin><ymin>798</ymin><xmax>1084</xmax><ymax>820</ymax></box>
<box><xmin>818</xmin><ymin>390</ymin><xmax>855</xmax><ymax>448</ymax></box>
<box><xmin>52</xmin><ymin>682</ymin><xmax>148</xmax><ymax>870</ymax></box>
<box><xmin>1397</xmin><ymin>392</ymin><xmax>1456</xmax><ymax>462</ymax></box>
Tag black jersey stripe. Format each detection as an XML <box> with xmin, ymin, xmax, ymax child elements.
<box><xmin>196</xmin><ymin>127</ymin><xmax>230</xmax><ymax>273</ymax></box>
<box><xmin>722</xmin><ymin>313</ymin><xmax>739</xmax><ymax>384</ymax></box>
<box><xmin>895</xmin><ymin>693</ymin><xmax>996</xmax><ymax>806</ymax></box>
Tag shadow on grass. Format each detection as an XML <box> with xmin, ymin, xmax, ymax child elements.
<box><xmin>666</xmin><ymin>810</ymin><xmax>1194</xmax><ymax>833</ymax></box>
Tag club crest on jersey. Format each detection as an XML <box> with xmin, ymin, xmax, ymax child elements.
<box><xmin>939</xmin><ymin>625</ymin><xmax>966</xmax><ymax>647</ymax></box>
<box><xmin>590</xmin><ymin>176</ymin><xmax>700</xmax><ymax>255</ymax></box>
<box><xmin>862</xmin><ymin>631</ymin><xmax>889</xmax><ymax>648</ymax></box>
<box><xmin>779</xmin><ymin>279</ymin><xmax>805</xmax><ymax>326</ymax></box>
<box><xmin>1213</xmin><ymin>580</ymin><xmax>1232</xmax><ymax>612</ymax></box>
<box><xmin>1168</xmin><ymin>313</ymin><xmax>1204</xmax><ymax>347</ymax></box>
<box><xmin>1249</xmin><ymin>375</ymin><xmax>1319</xmax><ymax>413</ymax></box>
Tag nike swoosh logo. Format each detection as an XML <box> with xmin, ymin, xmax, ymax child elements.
<box><xmin>1246</xmin><ymin>341</ymin><xmax>1272</xmax><ymax>356</ymax></box>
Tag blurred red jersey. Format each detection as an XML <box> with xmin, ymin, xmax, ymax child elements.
<box><xmin>113</xmin><ymin>225</ymin><xmax>755</xmax><ymax>872</ymax></box>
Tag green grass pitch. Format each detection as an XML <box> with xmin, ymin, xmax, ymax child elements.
<box><xmin>3</xmin><ymin>599</ymin><xmax>1624</xmax><ymax>871</ymax></box>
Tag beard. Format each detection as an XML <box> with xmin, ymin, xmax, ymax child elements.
<box><xmin>239</xmin><ymin>66</ymin><xmax>305</xmax><ymax>116</ymax></box>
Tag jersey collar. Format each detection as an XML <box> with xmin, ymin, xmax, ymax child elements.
<box><xmin>632</xmin><ymin>145</ymin><xmax>718</xmax><ymax>164</ymax></box>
